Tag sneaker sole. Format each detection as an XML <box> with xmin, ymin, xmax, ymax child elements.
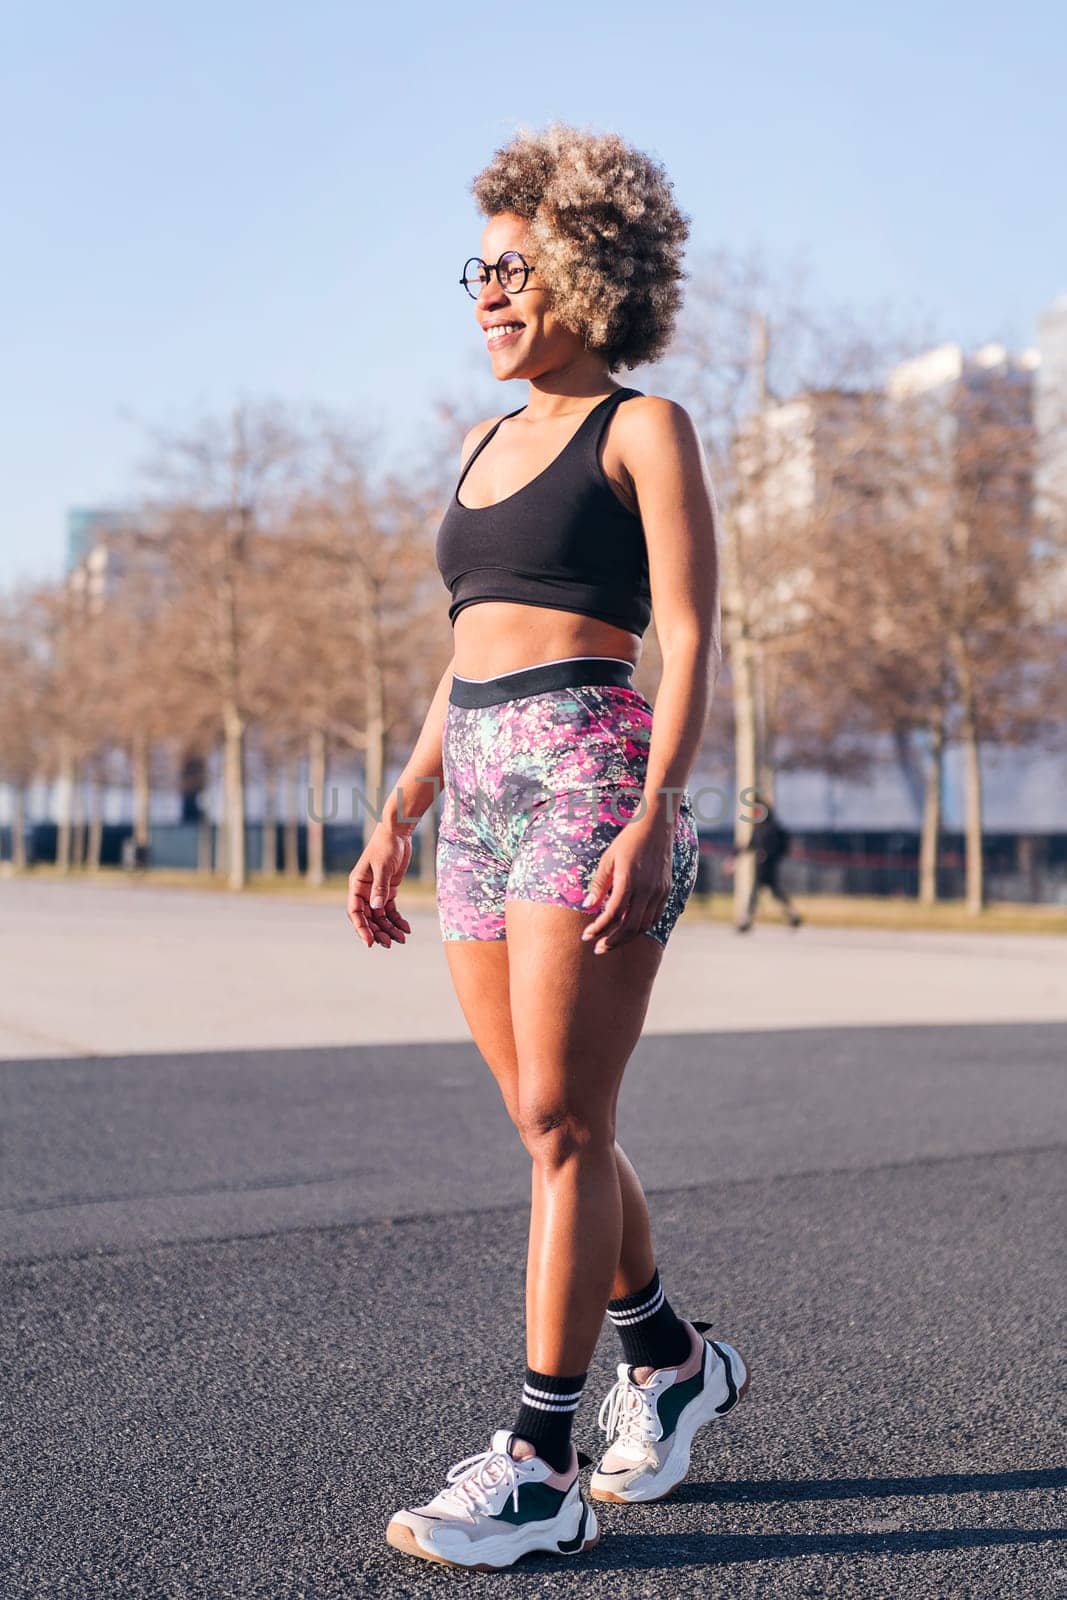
<box><xmin>385</xmin><ymin>1500</ymin><xmax>600</xmax><ymax>1570</ymax></box>
<box><xmin>590</xmin><ymin>1341</ymin><xmax>751</xmax><ymax>1505</ymax></box>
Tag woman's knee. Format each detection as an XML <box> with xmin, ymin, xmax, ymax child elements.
<box><xmin>515</xmin><ymin>1099</ymin><xmax>615</xmax><ymax>1168</ymax></box>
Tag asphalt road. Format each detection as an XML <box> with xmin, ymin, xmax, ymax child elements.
<box><xmin>3</xmin><ymin>1023</ymin><xmax>1066</xmax><ymax>1598</ymax></box>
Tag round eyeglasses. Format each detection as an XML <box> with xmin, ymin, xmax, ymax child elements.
<box><xmin>460</xmin><ymin>251</ymin><xmax>538</xmax><ymax>299</ymax></box>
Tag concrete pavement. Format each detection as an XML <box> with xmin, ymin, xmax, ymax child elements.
<box><xmin>2</xmin><ymin>879</ymin><xmax>1066</xmax><ymax>1059</ymax></box>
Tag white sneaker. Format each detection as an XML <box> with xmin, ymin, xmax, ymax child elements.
<box><xmin>590</xmin><ymin>1321</ymin><xmax>750</xmax><ymax>1503</ymax></box>
<box><xmin>386</xmin><ymin>1429</ymin><xmax>599</xmax><ymax>1570</ymax></box>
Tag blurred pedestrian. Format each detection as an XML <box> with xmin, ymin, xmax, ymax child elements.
<box><xmin>733</xmin><ymin>792</ymin><xmax>803</xmax><ymax>933</ymax></box>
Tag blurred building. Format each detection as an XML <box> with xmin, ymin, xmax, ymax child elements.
<box><xmin>1036</xmin><ymin>295</ymin><xmax>1067</xmax><ymax>471</ymax></box>
<box><xmin>733</xmin><ymin>333</ymin><xmax>1066</xmax><ymax>834</ymax></box>
<box><xmin>66</xmin><ymin>507</ymin><xmax>127</xmax><ymax>571</ymax></box>
<box><xmin>886</xmin><ymin>341</ymin><xmax>1037</xmax><ymax>545</ymax></box>
<box><xmin>1035</xmin><ymin>296</ymin><xmax>1067</xmax><ymax>622</ymax></box>
<box><xmin>736</xmin><ymin>386</ymin><xmax>883</xmax><ymax>516</ymax></box>
<box><xmin>65</xmin><ymin>506</ymin><xmax>171</xmax><ymax>616</ymax></box>
<box><xmin>60</xmin><ymin>504</ymin><xmax>206</xmax><ymax>826</ymax></box>
<box><xmin>66</xmin><ymin>507</ymin><xmax>138</xmax><ymax>612</ymax></box>
<box><xmin>731</xmin><ymin>387</ymin><xmax>883</xmax><ymax>643</ymax></box>
<box><xmin>887</xmin><ymin>338</ymin><xmax>1039</xmax><ymax>401</ymax></box>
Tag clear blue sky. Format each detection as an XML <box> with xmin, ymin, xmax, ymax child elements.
<box><xmin>2</xmin><ymin>0</ymin><xmax>1064</xmax><ymax>589</ymax></box>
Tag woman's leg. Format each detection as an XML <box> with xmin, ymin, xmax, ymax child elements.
<box><xmin>443</xmin><ymin>941</ymin><xmax>518</xmax><ymax>1117</ymax></box>
<box><xmin>438</xmin><ymin>672</ymin><xmax>700</xmax><ymax>1465</ymax></box>
<box><xmin>443</xmin><ymin>942</ymin><xmax>659</xmax><ymax>1296</ymax></box>
<box><xmin>503</xmin><ymin>900</ymin><xmax>662</xmax><ymax>1376</ymax></box>
<box><xmin>612</xmin><ymin>1143</ymin><xmax>657</xmax><ymax>1299</ymax></box>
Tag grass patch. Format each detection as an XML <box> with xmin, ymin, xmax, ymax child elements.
<box><xmin>683</xmin><ymin>892</ymin><xmax>1067</xmax><ymax>935</ymax></box>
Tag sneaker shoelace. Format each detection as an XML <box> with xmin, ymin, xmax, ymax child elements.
<box><xmin>440</xmin><ymin>1447</ymin><xmax>523</xmax><ymax>1518</ymax></box>
<box><xmin>597</xmin><ymin>1371</ymin><xmax>659</xmax><ymax>1450</ymax></box>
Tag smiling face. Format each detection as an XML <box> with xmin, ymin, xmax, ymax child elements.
<box><xmin>472</xmin><ymin>212</ymin><xmax>592</xmax><ymax>383</ymax></box>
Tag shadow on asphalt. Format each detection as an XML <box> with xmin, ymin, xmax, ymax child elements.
<box><xmin>576</xmin><ymin>1526</ymin><xmax>1067</xmax><ymax>1569</ymax></box>
<box><xmin>669</xmin><ymin>1466</ymin><xmax>1067</xmax><ymax>1505</ymax></box>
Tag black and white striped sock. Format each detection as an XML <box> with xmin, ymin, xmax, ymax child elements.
<box><xmin>607</xmin><ymin>1267</ymin><xmax>692</xmax><ymax>1370</ymax></box>
<box><xmin>511</xmin><ymin>1368</ymin><xmax>586</xmax><ymax>1474</ymax></box>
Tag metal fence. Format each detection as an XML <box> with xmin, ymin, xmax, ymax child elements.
<box><xmin>695</xmin><ymin>830</ymin><xmax>1067</xmax><ymax>905</ymax></box>
<box><xmin>4</xmin><ymin>823</ymin><xmax>1067</xmax><ymax>905</ymax></box>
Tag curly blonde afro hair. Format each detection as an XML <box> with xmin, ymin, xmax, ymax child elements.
<box><xmin>470</xmin><ymin>121</ymin><xmax>690</xmax><ymax>373</ymax></box>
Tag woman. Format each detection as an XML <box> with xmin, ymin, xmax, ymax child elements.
<box><xmin>346</xmin><ymin>122</ymin><xmax>749</xmax><ymax>1571</ymax></box>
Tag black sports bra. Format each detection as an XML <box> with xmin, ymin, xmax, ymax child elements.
<box><xmin>434</xmin><ymin>387</ymin><xmax>652</xmax><ymax>636</ymax></box>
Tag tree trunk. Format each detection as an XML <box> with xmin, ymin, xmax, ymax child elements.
<box><xmin>307</xmin><ymin>725</ymin><xmax>328</xmax><ymax>888</ymax></box>
<box><xmin>918</xmin><ymin>713</ymin><xmax>944</xmax><ymax>906</ymax></box>
<box><xmin>284</xmin><ymin>758</ymin><xmax>301</xmax><ymax>877</ymax></box>
<box><xmin>215</xmin><ymin>785</ymin><xmax>228</xmax><ymax>878</ymax></box>
<box><xmin>730</xmin><ymin>628</ymin><xmax>760</xmax><ymax>923</ymax></box>
<box><xmin>198</xmin><ymin>746</ymin><xmax>215</xmax><ymax>874</ymax></box>
<box><xmin>958</xmin><ymin>686</ymin><xmax>985</xmax><ymax>915</ymax></box>
<box><xmin>70</xmin><ymin>762</ymin><xmax>86</xmax><ymax>869</ymax></box>
<box><xmin>261</xmin><ymin>752</ymin><xmax>278</xmax><ymax>880</ymax></box>
<box><xmin>363</xmin><ymin>646</ymin><xmax>387</xmax><ymax>829</ymax></box>
<box><xmin>12</xmin><ymin>785</ymin><xmax>28</xmax><ymax>870</ymax></box>
<box><xmin>55</xmin><ymin>741</ymin><xmax>74</xmax><ymax>873</ymax></box>
<box><xmin>132</xmin><ymin>731</ymin><xmax>151</xmax><ymax>852</ymax></box>
<box><xmin>755</xmin><ymin>646</ymin><xmax>776</xmax><ymax>800</ymax></box>
<box><xmin>946</xmin><ymin>506</ymin><xmax>984</xmax><ymax>915</ymax></box>
<box><xmin>222</xmin><ymin>704</ymin><xmax>247</xmax><ymax>890</ymax></box>
<box><xmin>87</xmin><ymin>764</ymin><xmax>105</xmax><ymax>871</ymax></box>
<box><xmin>726</xmin><ymin>311</ymin><xmax>769</xmax><ymax>925</ymax></box>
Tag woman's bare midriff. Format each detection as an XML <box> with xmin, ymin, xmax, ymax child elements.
<box><xmin>451</xmin><ymin>602</ymin><xmax>641</xmax><ymax>680</ymax></box>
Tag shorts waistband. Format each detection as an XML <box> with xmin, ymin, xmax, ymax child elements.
<box><xmin>449</xmin><ymin>655</ymin><xmax>635</xmax><ymax>709</ymax></box>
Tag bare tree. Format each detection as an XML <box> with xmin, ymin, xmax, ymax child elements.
<box><xmin>875</xmin><ymin>350</ymin><xmax>1062</xmax><ymax>911</ymax></box>
<box><xmin>284</xmin><ymin>420</ymin><xmax>450</xmax><ymax>884</ymax></box>
<box><xmin>948</xmin><ymin>366</ymin><xmax>1063</xmax><ymax>910</ymax></box>
<box><xmin>660</xmin><ymin>248</ymin><xmax>907</xmax><ymax>917</ymax></box>
<box><xmin>139</xmin><ymin>402</ymin><xmax>306</xmax><ymax>889</ymax></box>
<box><xmin>29</xmin><ymin>581</ymin><xmax>106</xmax><ymax>873</ymax></box>
<box><xmin>0</xmin><ymin>589</ymin><xmax>49</xmax><ymax>868</ymax></box>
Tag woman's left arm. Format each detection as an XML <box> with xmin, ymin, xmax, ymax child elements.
<box><xmin>581</xmin><ymin>397</ymin><xmax>721</xmax><ymax>952</ymax></box>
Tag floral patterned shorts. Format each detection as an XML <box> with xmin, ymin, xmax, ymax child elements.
<box><xmin>436</xmin><ymin>658</ymin><xmax>699</xmax><ymax>946</ymax></box>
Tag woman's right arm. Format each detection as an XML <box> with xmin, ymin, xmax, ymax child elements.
<box><xmin>346</xmin><ymin>654</ymin><xmax>454</xmax><ymax>950</ymax></box>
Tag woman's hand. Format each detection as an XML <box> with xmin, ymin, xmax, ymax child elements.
<box><xmin>580</xmin><ymin>811</ymin><xmax>675</xmax><ymax>954</ymax></box>
<box><xmin>347</xmin><ymin>825</ymin><xmax>415</xmax><ymax>950</ymax></box>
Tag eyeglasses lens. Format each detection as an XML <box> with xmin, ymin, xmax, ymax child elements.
<box><xmin>499</xmin><ymin>254</ymin><xmax>528</xmax><ymax>291</ymax></box>
<box><xmin>461</xmin><ymin>254</ymin><xmax>530</xmax><ymax>298</ymax></box>
<box><xmin>462</xmin><ymin>258</ymin><xmax>489</xmax><ymax>298</ymax></box>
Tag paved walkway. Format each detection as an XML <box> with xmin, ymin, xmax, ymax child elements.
<box><xmin>2</xmin><ymin>879</ymin><xmax>1065</xmax><ymax>1058</ymax></box>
